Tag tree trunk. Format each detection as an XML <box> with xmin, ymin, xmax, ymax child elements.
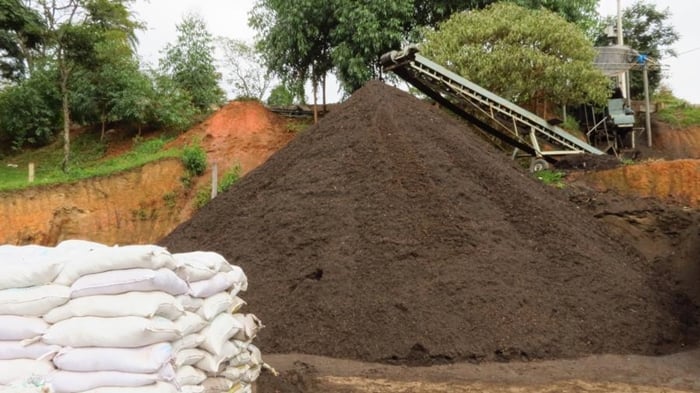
<box><xmin>313</xmin><ymin>79</ymin><xmax>318</xmax><ymax>125</ymax></box>
<box><xmin>60</xmin><ymin>71</ymin><xmax>71</xmax><ymax>173</ymax></box>
<box><xmin>322</xmin><ymin>73</ymin><xmax>327</xmax><ymax>111</ymax></box>
<box><xmin>100</xmin><ymin>113</ymin><xmax>107</xmax><ymax>142</ymax></box>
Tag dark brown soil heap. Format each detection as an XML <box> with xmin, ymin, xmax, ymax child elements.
<box><xmin>161</xmin><ymin>81</ymin><xmax>694</xmax><ymax>365</ymax></box>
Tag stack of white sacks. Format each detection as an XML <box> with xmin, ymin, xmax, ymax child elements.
<box><xmin>0</xmin><ymin>240</ymin><xmax>265</xmax><ymax>393</ymax></box>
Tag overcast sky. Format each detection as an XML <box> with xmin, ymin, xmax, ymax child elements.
<box><xmin>133</xmin><ymin>0</ymin><xmax>700</xmax><ymax>104</ymax></box>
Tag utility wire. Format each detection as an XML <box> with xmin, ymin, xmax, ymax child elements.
<box><xmin>677</xmin><ymin>47</ymin><xmax>700</xmax><ymax>56</ymax></box>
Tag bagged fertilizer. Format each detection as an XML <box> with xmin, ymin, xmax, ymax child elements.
<box><xmin>0</xmin><ymin>240</ymin><xmax>265</xmax><ymax>392</ymax></box>
<box><xmin>52</xmin><ymin>244</ymin><xmax>179</xmax><ymax>286</ymax></box>
<box><xmin>52</xmin><ymin>343</ymin><xmax>173</xmax><ymax>373</ymax></box>
<box><xmin>44</xmin><ymin>292</ymin><xmax>184</xmax><ymax>323</ymax></box>
<box><xmin>42</xmin><ymin>316</ymin><xmax>181</xmax><ymax>348</ymax></box>
<box><xmin>0</xmin><ymin>285</ymin><xmax>70</xmax><ymax>316</ymax></box>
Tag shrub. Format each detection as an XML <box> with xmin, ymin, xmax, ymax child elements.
<box><xmin>218</xmin><ymin>164</ymin><xmax>241</xmax><ymax>193</ymax></box>
<box><xmin>182</xmin><ymin>143</ymin><xmax>207</xmax><ymax>176</ymax></box>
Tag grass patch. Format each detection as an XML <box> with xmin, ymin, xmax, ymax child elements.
<box><xmin>655</xmin><ymin>91</ymin><xmax>700</xmax><ymax>128</ymax></box>
<box><xmin>0</xmin><ymin>133</ymin><xmax>180</xmax><ymax>192</ymax></box>
<box><xmin>218</xmin><ymin>164</ymin><xmax>242</xmax><ymax>193</ymax></box>
<box><xmin>535</xmin><ymin>169</ymin><xmax>566</xmax><ymax>189</ymax></box>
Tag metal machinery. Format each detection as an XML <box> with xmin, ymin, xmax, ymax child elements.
<box><xmin>380</xmin><ymin>46</ymin><xmax>606</xmax><ymax>171</ymax></box>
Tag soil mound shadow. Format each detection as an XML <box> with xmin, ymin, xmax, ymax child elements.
<box><xmin>161</xmin><ymin>81</ymin><xmax>694</xmax><ymax>365</ymax></box>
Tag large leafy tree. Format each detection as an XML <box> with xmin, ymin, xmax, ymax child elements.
<box><xmin>421</xmin><ymin>2</ymin><xmax>610</xmax><ymax>109</ymax></box>
<box><xmin>597</xmin><ymin>0</ymin><xmax>678</xmax><ymax>99</ymax></box>
<box><xmin>32</xmin><ymin>0</ymin><xmax>141</xmax><ymax>171</ymax></box>
<box><xmin>331</xmin><ymin>1</ymin><xmax>413</xmax><ymax>92</ymax></box>
<box><xmin>249</xmin><ymin>0</ymin><xmax>334</xmax><ymax>103</ymax></box>
<box><xmin>160</xmin><ymin>13</ymin><xmax>224</xmax><ymax>113</ymax></box>
<box><xmin>0</xmin><ymin>0</ymin><xmax>44</xmax><ymax>81</ymax></box>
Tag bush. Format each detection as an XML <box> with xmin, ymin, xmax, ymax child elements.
<box><xmin>218</xmin><ymin>164</ymin><xmax>241</xmax><ymax>193</ymax></box>
<box><xmin>0</xmin><ymin>73</ymin><xmax>61</xmax><ymax>150</ymax></box>
<box><xmin>182</xmin><ymin>143</ymin><xmax>207</xmax><ymax>176</ymax></box>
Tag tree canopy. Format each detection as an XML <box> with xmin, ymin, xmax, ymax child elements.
<box><xmin>0</xmin><ymin>0</ymin><xmax>44</xmax><ymax>81</ymax></box>
<box><xmin>250</xmin><ymin>0</ymin><xmax>605</xmax><ymax>98</ymax></box>
<box><xmin>421</xmin><ymin>2</ymin><xmax>610</xmax><ymax>108</ymax></box>
<box><xmin>160</xmin><ymin>13</ymin><xmax>224</xmax><ymax>112</ymax></box>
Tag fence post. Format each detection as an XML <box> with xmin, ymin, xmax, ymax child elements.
<box><xmin>28</xmin><ymin>162</ymin><xmax>35</xmax><ymax>183</ymax></box>
<box><xmin>211</xmin><ymin>162</ymin><xmax>218</xmax><ymax>199</ymax></box>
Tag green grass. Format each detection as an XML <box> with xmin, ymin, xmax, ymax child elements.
<box><xmin>534</xmin><ymin>169</ymin><xmax>566</xmax><ymax>189</ymax></box>
<box><xmin>0</xmin><ymin>132</ymin><xmax>181</xmax><ymax>192</ymax></box>
<box><xmin>655</xmin><ymin>91</ymin><xmax>700</xmax><ymax>128</ymax></box>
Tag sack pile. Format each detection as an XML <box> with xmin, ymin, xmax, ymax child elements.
<box><xmin>0</xmin><ymin>240</ymin><xmax>264</xmax><ymax>393</ymax></box>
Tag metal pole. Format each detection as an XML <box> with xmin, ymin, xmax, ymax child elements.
<box><xmin>617</xmin><ymin>0</ymin><xmax>628</xmax><ymax>100</ymax></box>
<box><xmin>643</xmin><ymin>62</ymin><xmax>652</xmax><ymax>147</ymax></box>
<box><xmin>211</xmin><ymin>162</ymin><xmax>218</xmax><ymax>199</ymax></box>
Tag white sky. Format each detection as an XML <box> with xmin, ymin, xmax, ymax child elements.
<box><xmin>133</xmin><ymin>0</ymin><xmax>700</xmax><ymax>104</ymax></box>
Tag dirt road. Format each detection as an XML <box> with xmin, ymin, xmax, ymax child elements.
<box><xmin>257</xmin><ymin>349</ymin><xmax>700</xmax><ymax>392</ymax></box>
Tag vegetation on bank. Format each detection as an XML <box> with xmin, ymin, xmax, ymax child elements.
<box><xmin>655</xmin><ymin>89</ymin><xmax>700</xmax><ymax>128</ymax></box>
<box><xmin>0</xmin><ymin>133</ymin><xmax>181</xmax><ymax>192</ymax></box>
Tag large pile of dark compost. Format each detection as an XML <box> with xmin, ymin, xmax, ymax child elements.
<box><xmin>161</xmin><ymin>81</ymin><xmax>692</xmax><ymax>365</ymax></box>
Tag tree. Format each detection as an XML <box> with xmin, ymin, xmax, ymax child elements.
<box><xmin>597</xmin><ymin>0</ymin><xmax>678</xmax><ymax>99</ymax></box>
<box><xmin>160</xmin><ymin>13</ymin><xmax>224</xmax><ymax>113</ymax></box>
<box><xmin>0</xmin><ymin>0</ymin><xmax>44</xmax><ymax>81</ymax></box>
<box><xmin>331</xmin><ymin>1</ymin><xmax>413</xmax><ymax>92</ymax></box>
<box><xmin>267</xmin><ymin>84</ymin><xmax>294</xmax><ymax>106</ymax></box>
<box><xmin>421</xmin><ymin>2</ymin><xmax>610</xmax><ymax>110</ymax></box>
<box><xmin>220</xmin><ymin>38</ymin><xmax>271</xmax><ymax>100</ymax></box>
<box><xmin>249</xmin><ymin>0</ymin><xmax>334</xmax><ymax>103</ymax></box>
<box><xmin>0</xmin><ymin>61</ymin><xmax>60</xmax><ymax>149</ymax></box>
<box><xmin>33</xmin><ymin>0</ymin><xmax>141</xmax><ymax>171</ymax></box>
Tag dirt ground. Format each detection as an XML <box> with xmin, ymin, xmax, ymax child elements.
<box><xmin>256</xmin><ymin>349</ymin><xmax>700</xmax><ymax>392</ymax></box>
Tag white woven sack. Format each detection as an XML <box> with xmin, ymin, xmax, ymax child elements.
<box><xmin>247</xmin><ymin>344</ymin><xmax>263</xmax><ymax>366</ymax></box>
<box><xmin>202</xmin><ymin>378</ymin><xmax>235</xmax><ymax>393</ymax></box>
<box><xmin>197</xmin><ymin>293</ymin><xmax>246</xmax><ymax>321</ymax></box>
<box><xmin>227</xmin><ymin>350</ymin><xmax>252</xmax><ymax>367</ymax></box>
<box><xmin>195</xmin><ymin>342</ymin><xmax>241</xmax><ymax>374</ymax></box>
<box><xmin>53</xmin><ymin>343</ymin><xmax>174</xmax><ymax>373</ymax></box>
<box><xmin>0</xmin><ymin>285</ymin><xmax>70</xmax><ymax>316</ymax></box>
<box><xmin>198</xmin><ymin>313</ymin><xmax>244</xmax><ymax>355</ymax></box>
<box><xmin>44</xmin><ymin>292</ymin><xmax>184</xmax><ymax>323</ymax></box>
<box><xmin>189</xmin><ymin>268</ymin><xmax>247</xmax><ymax>299</ymax></box>
<box><xmin>180</xmin><ymin>387</ymin><xmax>204</xmax><ymax>393</ymax></box>
<box><xmin>0</xmin><ymin>341</ymin><xmax>60</xmax><ymax>361</ymax></box>
<box><xmin>70</xmin><ymin>268</ymin><xmax>189</xmax><ymax>298</ymax></box>
<box><xmin>53</xmin><ymin>244</ymin><xmax>178</xmax><ymax>286</ymax></box>
<box><xmin>173</xmin><ymin>251</ymin><xmax>231</xmax><ymax>282</ymax></box>
<box><xmin>0</xmin><ymin>249</ymin><xmax>63</xmax><ymax>290</ymax></box>
<box><xmin>176</xmin><ymin>295</ymin><xmax>204</xmax><ymax>312</ymax></box>
<box><xmin>54</xmin><ymin>239</ymin><xmax>108</xmax><ymax>252</ymax></box>
<box><xmin>172</xmin><ymin>334</ymin><xmax>205</xmax><ymax>352</ymax></box>
<box><xmin>0</xmin><ymin>316</ymin><xmax>48</xmax><ymax>340</ymax></box>
<box><xmin>220</xmin><ymin>365</ymin><xmax>245</xmax><ymax>381</ymax></box>
<box><xmin>42</xmin><ymin>316</ymin><xmax>181</xmax><ymax>348</ymax></box>
<box><xmin>231</xmin><ymin>314</ymin><xmax>263</xmax><ymax>342</ymax></box>
<box><xmin>0</xmin><ymin>359</ymin><xmax>54</xmax><ymax>385</ymax></box>
<box><xmin>230</xmin><ymin>383</ymin><xmax>253</xmax><ymax>393</ymax></box>
<box><xmin>80</xmin><ymin>381</ymin><xmax>179</xmax><ymax>393</ymax></box>
<box><xmin>45</xmin><ymin>370</ymin><xmax>165</xmax><ymax>393</ymax></box>
<box><xmin>175</xmin><ymin>366</ymin><xmax>207</xmax><ymax>386</ymax></box>
<box><xmin>174</xmin><ymin>349</ymin><xmax>206</xmax><ymax>368</ymax></box>
<box><xmin>239</xmin><ymin>364</ymin><xmax>262</xmax><ymax>384</ymax></box>
<box><xmin>175</xmin><ymin>312</ymin><xmax>206</xmax><ymax>336</ymax></box>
